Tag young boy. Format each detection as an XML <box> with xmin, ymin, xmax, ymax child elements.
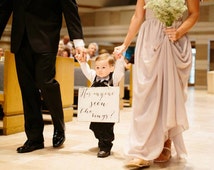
<box><xmin>76</xmin><ymin>52</ymin><xmax>124</xmax><ymax>158</ymax></box>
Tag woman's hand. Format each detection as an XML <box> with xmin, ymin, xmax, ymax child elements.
<box><xmin>113</xmin><ymin>44</ymin><xmax>127</xmax><ymax>59</ymax></box>
<box><xmin>164</xmin><ymin>27</ymin><xmax>181</xmax><ymax>42</ymax></box>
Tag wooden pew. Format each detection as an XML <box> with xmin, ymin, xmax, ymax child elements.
<box><xmin>0</xmin><ymin>52</ymin><xmax>74</xmax><ymax>135</ymax></box>
<box><xmin>55</xmin><ymin>57</ymin><xmax>74</xmax><ymax>121</ymax></box>
<box><xmin>73</xmin><ymin>62</ymin><xmax>88</xmax><ymax>111</ymax></box>
<box><xmin>123</xmin><ymin>65</ymin><xmax>133</xmax><ymax>107</ymax></box>
<box><xmin>0</xmin><ymin>51</ymin><xmax>24</xmax><ymax>135</ymax></box>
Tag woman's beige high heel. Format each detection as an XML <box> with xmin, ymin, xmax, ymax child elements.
<box><xmin>126</xmin><ymin>158</ymin><xmax>151</xmax><ymax>168</ymax></box>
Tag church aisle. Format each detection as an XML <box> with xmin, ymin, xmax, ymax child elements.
<box><xmin>0</xmin><ymin>87</ymin><xmax>213</xmax><ymax>170</ymax></box>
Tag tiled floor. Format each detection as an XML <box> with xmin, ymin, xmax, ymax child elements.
<box><xmin>0</xmin><ymin>87</ymin><xmax>213</xmax><ymax>170</ymax></box>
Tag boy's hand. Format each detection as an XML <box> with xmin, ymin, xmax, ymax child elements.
<box><xmin>75</xmin><ymin>47</ymin><xmax>87</xmax><ymax>62</ymax></box>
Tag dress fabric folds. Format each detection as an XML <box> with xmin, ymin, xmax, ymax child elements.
<box><xmin>125</xmin><ymin>1</ymin><xmax>192</xmax><ymax>160</ymax></box>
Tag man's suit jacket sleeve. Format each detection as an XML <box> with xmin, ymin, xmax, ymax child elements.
<box><xmin>60</xmin><ymin>0</ymin><xmax>84</xmax><ymax>40</ymax></box>
<box><xmin>0</xmin><ymin>0</ymin><xmax>13</xmax><ymax>38</ymax></box>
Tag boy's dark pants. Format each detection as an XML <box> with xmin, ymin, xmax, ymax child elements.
<box><xmin>90</xmin><ymin>122</ymin><xmax>115</xmax><ymax>152</ymax></box>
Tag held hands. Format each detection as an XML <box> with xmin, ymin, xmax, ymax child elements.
<box><xmin>75</xmin><ymin>47</ymin><xmax>87</xmax><ymax>62</ymax></box>
<box><xmin>113</xmin><ymin>44</ymin><xmax>127</xmax><ymax>59</ymax></box>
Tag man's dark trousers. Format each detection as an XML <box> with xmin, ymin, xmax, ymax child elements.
<box><xmin>15</xmin><ymin>32</ymin><xmax>64</xmax><ymax>143</ymax></box>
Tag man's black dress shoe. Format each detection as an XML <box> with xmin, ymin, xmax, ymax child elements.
<box><xmin>53</xmin><ymin>130</ymin><xmax>65</xmax><ymax>147</ymax></box>
<box><xmin>97</xmin><ymin>150</ymin><xmax>110</xmax><ymax>158</ymax></box>
<box><xmin>17</xmin><ymin>140</ymin><xmax>44</xmax><ymax>153</ymax></box>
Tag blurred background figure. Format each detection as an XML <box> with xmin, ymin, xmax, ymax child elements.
<box><xmin>0</xmin><ymin>47</ymin><xmax>4</xmax><ymax>61</ymax></box>
<box><xmin>99</xmin><ymin>48</ymin><xmax>109</xmax><ymax>55</ymax></box>
<box><xmin>61</xmin><ymin>48</ymin><xmax>71</xmax><ymax>58</ymax></box>
<box><xmin>86</xmin><ymin>42</ymin><xmax>99</xmax><ymax>60</ymax></box>
<box><xmin>59</xmin><ymin>35</ymin><xmax>73</xmax><ymax>50</ymax></box>
<box><xmin>57</xmin><ymin>46</ymin><xmax>63</xmax><ymax>57</ymax></box>
<box><xmin>58</xmin><ymin>35</ymin><xmax>74</xmax><ymax>57</ymax></box>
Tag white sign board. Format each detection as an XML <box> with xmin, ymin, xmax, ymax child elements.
<box><xmin>77</xmin><ymin>86</ymin><xmax>120</xmax><ymax>122</ymax></box>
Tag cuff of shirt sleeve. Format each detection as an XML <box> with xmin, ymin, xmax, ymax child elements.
<box><xmin>73</xmin><ymin>39</ymin><xmax>85</xmax><ymax>48</ymax></box>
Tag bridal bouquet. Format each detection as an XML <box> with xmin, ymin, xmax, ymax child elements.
<box><xmin>144</xmin><ymin>0</ymin><xmax>187</xmax><ymax>27</ymax></box>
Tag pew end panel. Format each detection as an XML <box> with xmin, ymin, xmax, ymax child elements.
<box><xmin>0</xmin><ymin>53</ymin><xmax>75</xmax><ymax>135</ymax></box>
<box><xmin>0</xmin><ymin>51</ymin><xmax>24</xmax><ymax>135</ymax></box>
<box><xmin>55</xmin><ymin>57</ymin><xmax>74</xmax><ymax>122</ymax></box>
<box><xmin>73</xmin><ymin>62</ymin><xmax>88</xmax><ymax>112</ymax></box>
<box><xmin>123</xmin><ymin>65</ymin><xmax>133</xmax><ymax>107</ymax></box>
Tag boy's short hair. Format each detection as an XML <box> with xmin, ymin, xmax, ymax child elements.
<box><xmin>95</xmin><ymin>53</ymin><xmax>115</xmax><ymax>66</ymax></box>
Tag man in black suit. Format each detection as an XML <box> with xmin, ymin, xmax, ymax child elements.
<box><xmin>0</xmin><ymin>0</ymin><xmax>85</xmax><ymax>153</ymax></box>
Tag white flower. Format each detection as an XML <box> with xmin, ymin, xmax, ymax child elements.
<box><xmin>144</xmin><ymin>0</ymin><xmax>187</xmax><ymax>27</ymax></box>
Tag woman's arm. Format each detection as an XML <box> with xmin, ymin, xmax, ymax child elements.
<box><xmin>114</xmin><ymin>0</ymin><xmax>145</xmax><ymax>55</ymax></box>
<box><xmin>166</xmin><ymin>0</ymin><xmax>200</xmax><ymax>42</ymax></box>
<box><xmin>178</xmin><ymin>0</ymin><xmax>200</xmax><ymax>36</ymax></box>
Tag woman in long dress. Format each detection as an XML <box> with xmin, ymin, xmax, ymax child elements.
<box><xmin>114</xmin><ymin>0</ymin><xmax>199</xmax><ymax>168</ymax></box>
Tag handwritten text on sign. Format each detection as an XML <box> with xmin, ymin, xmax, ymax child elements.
<box><xmin>77</xmin><ymin>87</ymin><xmax>120</xmax><ymax>122</ymax></box>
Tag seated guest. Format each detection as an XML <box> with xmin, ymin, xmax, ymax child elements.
<box><xmin>86</xmin><ymin>42</ymin><xmax>99</xmax><ymax>60</ymax></box>
<box><xmin>61</xmin><ymin>48</ymin><xmax>71</xmax><ymax>58</ymax></box>
<box><xmin>59</xmin><ymin>35</ymin><xmax>73</xmax><ymax>52</ymax></box>
<box><xmin>0</xmin><ymin>47</ymin><xmax>4</xmax><ymax>61</ymax></box>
